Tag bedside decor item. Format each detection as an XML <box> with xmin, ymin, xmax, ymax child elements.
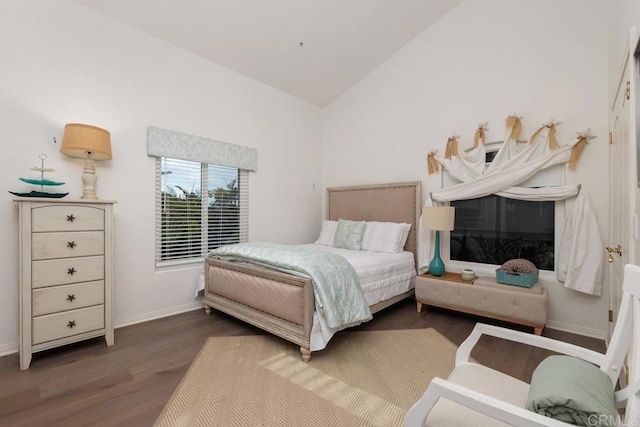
<box><xmin>497</xmin><ymin>258</ymin><xmax>539</xmax><ymax>288</ymax></box>
<box><xmin>422</xmin><ymin>206</ymin><xmax>455</xmax><ymax>277</ymax></box>
<box><xmin>461</xmin><ymin>268</ymin><xmax>475</xmax><ymax>281</ymax></box>
<box><xmin>60</xmin><ymin>123</ymin><xmax>112</xmax><ymax>200</ymax></box>
<box><xmin>9</xmin><ymin>154</ymin><xmax>69</xmax><ymax>198</ymax></box>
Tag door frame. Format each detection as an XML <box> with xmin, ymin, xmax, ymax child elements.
<box><xmin>606</xmin><ymin>26</ymin><xmax>640</xmax><ymax>341</ymax></box>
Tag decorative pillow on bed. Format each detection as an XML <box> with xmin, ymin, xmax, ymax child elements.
<box><xmin>333</xmin><ymin>219</ymin><xmax>366</xmax><ymax>250</ymax></box>
<box><xmin>361</xmin><ymin>221</ymin><xmax>411</xmax><ymax>253</ymax></box>
<box><xmin>315</xmin><ymin>220</ymin><xmax>338</xmax><ymax>246</ymax></box>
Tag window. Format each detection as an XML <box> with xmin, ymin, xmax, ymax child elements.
<box><xmin>155</xmin><ymin>157</ymin><xmax>249</xmax><ymax>265</ymax></box>
<box><xmin>450</xmin><ymin>195</ymin><xmax>555</xmax><ymax>270</ymax></box>
<box><xmin>445</xmin><ymin>148</ymin><xmax>560</xmax><ymax>271</ymax></box>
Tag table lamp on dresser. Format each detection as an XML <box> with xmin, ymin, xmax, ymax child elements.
<box><xmin>60</xmin><ymin>123</ymin><xmax>112</xmax><ymax>199</ymax></box>
<box><xmin>422</xmin><ymin>206</ymin><xmax>455</xmax><ymax>277</ymax></box>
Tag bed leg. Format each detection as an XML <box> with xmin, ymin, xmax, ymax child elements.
<box><xmin>534</xmin><ymin>326</ymin><xmax>543</xmax><ymax>336</ymax></box>
<box><xmin>417</xmin><ymin>302</ymin><xmax>423</xmax><ymax>313</ymax></box>
<box><xmin>300</xmin><ymin>347</ymin><xmax>311</xmax><ymax>363</ymax></box>
<box><xmin>204</xmin><ymin>305</ymin><xmax>211</xmax><ymax>315</ymax></box>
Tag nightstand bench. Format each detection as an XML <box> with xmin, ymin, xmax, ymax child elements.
<box><xmin>415</xmin><ymin>272</ymin><xmax>548</xmax><ymax>335</ymax></box>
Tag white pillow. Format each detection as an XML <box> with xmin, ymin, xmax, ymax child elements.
<box><xmin>399</xmin><ymin>223</ymin><xmax>412</xmax><ymax>251</ymax></box>
<box><xmin>361</xmin><ymin>221</ymin><xmax>411</xmax><ymax>253</ymax></box>
<box><xmin>315</xmin><ymin>220</ymin><xmax>338</xmax><ymax>246</ymax></box>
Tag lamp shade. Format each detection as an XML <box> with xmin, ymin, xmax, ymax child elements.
<box><xmin>422</xmin><ymin>206</ymin><xmax>455</xmax><ymax>231</ymax></box>
<box><xmin>60</xmin><ymin>123</ymin><xmax>112</xmax><ymax>160</ymax></box>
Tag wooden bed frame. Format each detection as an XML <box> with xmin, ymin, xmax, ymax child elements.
<box><xmin>203</xmin><ymin>181</ymin><xmax>422</xmax><ymax>361</ymax></box>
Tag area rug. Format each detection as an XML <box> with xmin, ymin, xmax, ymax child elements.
<box><xmin>154</xmin><ymin>328</ymin><xmax>457</xmax><ymax>427</ymax></box>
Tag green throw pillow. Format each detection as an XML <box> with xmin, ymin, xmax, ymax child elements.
<box><xmin>526</xmin><ymin>355</ymin><xmax>617</xmax><ymax>426</ymax></box>
<box><xmin>333</xmin><ymin>219</ymin><xmax>366</xmax><ymax>251</ymax></box>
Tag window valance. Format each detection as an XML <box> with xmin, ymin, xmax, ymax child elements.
<box><xmin>147</xmin><ymin>126</ymin><xmax>257</xmax><ymax>171</ymax></box>
<box><xmin>426</xmin><ymin>117</ymin><xmax>590</xmax><ymax>203</ymax></box>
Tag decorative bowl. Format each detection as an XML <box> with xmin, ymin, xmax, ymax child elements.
<box><xmin>461</xmin><ymin>269</ymin><xmax>475</xmax><ymax>281</ymax></box>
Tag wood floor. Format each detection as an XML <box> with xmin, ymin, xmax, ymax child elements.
<box><xmin>0</xmin><ymin>298</ymin><xmax>606</xmax><ymax>427</ymax></box>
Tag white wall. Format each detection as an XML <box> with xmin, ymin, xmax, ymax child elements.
<box><xmin>322</xmin><ymin>0</ymin><xmax>610</xmax><ymax>337</ymax></box>
<box><xmin>609</xmin><ymin>1</ymin><xmax>640</xmax><ymax>95</ymax></box>
<box><xmin>0</xmin><ymin>0</ymin><xmax>322</xmax><ymax>352</ymax></box>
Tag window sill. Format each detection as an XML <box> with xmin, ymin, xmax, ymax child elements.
<box><xmin>446</xmin><ymin>260</ymin><xmax>557</xmax><ymax>281</ymax></box>
<box><xmin>155</xmin><ymin>258</ymin><xmax>205</xmax><ymax>271</ymax></box>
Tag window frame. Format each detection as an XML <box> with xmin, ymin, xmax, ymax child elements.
<box><xmin>440</xmin><ymin>143</ymin><xmax>566</xmax><ymax>276</ymax></box>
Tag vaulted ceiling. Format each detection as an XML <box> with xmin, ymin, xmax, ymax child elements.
<box><xmin>75</xmin><ymin>0</ymin><xmax>461</xmax><ymax>107</ymax></box>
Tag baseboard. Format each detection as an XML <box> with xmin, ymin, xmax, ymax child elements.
<box><xmin>0</xmin><ymin>342</ymin><xmax>18</xmax><ymax>357</ymax></box>
<box><xmin>0</xmin><ymin>302</ymin><xmax>205</xmax><ymax>357</ymax></box>
<box><xmin>0</xmin><ymin>305</ymin><xmax>608</xmax><ymax>356</ymax></box>
<box><xmin>114</xmin><ymin>301</ymin><xmax>204</xmax><ymax>329</ymax></box>
<box><xmin>546</xmin><ymin>319</ymin><xmax>608</xmax><ymax>341</ymax></box>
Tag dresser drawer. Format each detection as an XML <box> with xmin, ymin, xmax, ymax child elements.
<box><xmin>32</xmin><ymin>305</ymin><xmax>104</xmax><ymax>345</ymax></box>
<box><xmin>33</xmin><ymin>281</ymin><xmax>104</xmax><ymax>316</ymax></box>
<box><xmin>32</xmin><ymin>256</ymin><xmax>104</xmax><ymax>288</ymax></box>
<box><xmin>32</xmin><ymin>231</ymin><xmax>104</xmax><ymax>260</ymax></box>
<box><xmin>32</xmin><ymin>205</ymin><xmax>104</xmax><ymax>232</ymax></box>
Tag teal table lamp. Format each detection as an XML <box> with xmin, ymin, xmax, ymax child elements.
<box><xmin>423</xmin><ymin>206</ymin><xmax>455</xmax><ymax>276</ymax></box>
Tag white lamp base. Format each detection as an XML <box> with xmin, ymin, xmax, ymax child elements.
<box><xmin>81</xmin><ymin>158</ymin><xmax>99</xmax><ymax>199</ymax></box>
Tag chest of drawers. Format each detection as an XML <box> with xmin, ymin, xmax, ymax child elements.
<box><xmin>16</xmin><ymin>199</ymin><xmax>115</xmax><ymax>370</ymax></box>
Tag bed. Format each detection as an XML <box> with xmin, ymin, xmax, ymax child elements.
<box><xmin>202</xmin><ymin>181</ymin><xmax>421</xmax><ymax>361</ymax></box>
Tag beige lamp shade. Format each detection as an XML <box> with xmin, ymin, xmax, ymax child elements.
<box><xmin>60</xmin><ymin>123</ymin><xmax>112</xmax><ymax>160</ymax></box>
<box><xmin>422</xmin><ymin>206</ymin><xmax>455</xmax><ymax>231</ymax></box>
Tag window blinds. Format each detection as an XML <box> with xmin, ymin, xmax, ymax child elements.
<box><xmin>155</xmin><ymin>157</ymin><xmax>249</xmax><ymax>266</ymax></box>
<box><xmin>206</xmin><ymin>163</ymin><xmax>249</xmax><ymax>251</ymax></box>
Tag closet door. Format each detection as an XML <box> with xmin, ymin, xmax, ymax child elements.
<box><xmin>608</xmin><ymin>27</ymin><xmax>637</xmax><ymax>342</ymax></box>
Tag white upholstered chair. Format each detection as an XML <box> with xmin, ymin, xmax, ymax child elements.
<box><xmin>405</xmin><ymin>264</ymin><xmax>640</xmax><ymax>427</ymax></box>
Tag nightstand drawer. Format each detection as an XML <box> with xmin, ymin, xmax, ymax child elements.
<box><xmin>32</xmin><ymin>231</ymin><xmax>104</xmax><ymax>260</ymax></box>
<box><xmin>32</xmin><ymin>305</ymin><xmax>104</xmax><ymax>345</ymax></box>
<box><xmin>32</xmin><ymin>205</ymin><xmax>104</xmax><ymax>232</ymax></box>
<box><xmin>32</xmin><ymin>256</ymin><xmax>104</xmax><ymax>288</ymax></box>
<box><xmin>33</xmin><ymin>281</ymin><xmax>104</xmax><ymax>316</ymax></box>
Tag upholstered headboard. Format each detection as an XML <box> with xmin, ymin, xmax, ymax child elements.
<box><xmin>326</xmin><ymin>181</ymin><xmax>421</xmax><ymax>264</ymax></box>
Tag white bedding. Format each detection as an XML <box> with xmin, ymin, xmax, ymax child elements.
<box><xmin>297</xmin><ymin>244</ymin><xmax>416</xmax><ymax>303</ymax></box>
<box><xmin>298</xmin><ymin>244</ymin><xmax>417</xmax><ymax>351</ymax></box>
<box><xmin>196</xmin><ymin>243</ymin><xmax>417</xmax><ymax>351</ymax></box>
